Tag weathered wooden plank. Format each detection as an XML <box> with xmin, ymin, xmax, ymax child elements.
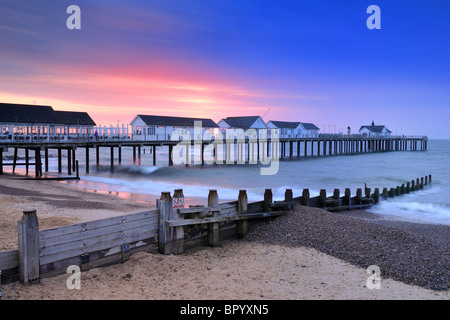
<box><xmin>0</xmin><ymin>250</ymin><xmax>19</xmax><ymax>270</ymax></box>
<box><xmin>40</xmin><ymin>221</ymin><xmax>158</xmax><ymax>257</ymax></box>
<box><xmin>39</xmin><ymin>236</ymin><xmax>158</xmax><ymax>278</ymax></box>
<box><xmin>39</xmin><ymin>210</ymin><xmax>159</xmax><ymax>241</ymax></box>
<box><xmin>39</xmin><ymin>227</ymin><xmax>159</xmax><ymax>266</ymax></box>
<box><xmin>166</xmin><ymin>211</ymin><xmax>286</xmax><ymax>227</ymax></box>
<box><xmin>40</xmin><ymin>216</ymin><xmax>158</xmax><ymax>248</ymax></box>
<box><xmin>218</xmin><ymin>205</ymin><xmax>238</xmax><ymax>216</ymax></box>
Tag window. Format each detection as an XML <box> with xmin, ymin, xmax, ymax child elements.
<box><xmin>148</xmin><ymin>125</ymin><xmax>155</xmax><ymax>135</ymax></box>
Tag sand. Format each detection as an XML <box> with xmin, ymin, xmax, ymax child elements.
<box><xmin>0</xmin><ymin>174</ymin><xmax>448</xmax><ymax>300</ymax></box>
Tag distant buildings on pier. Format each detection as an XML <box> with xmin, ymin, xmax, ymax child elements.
<box><xmin>0</xmin><ymin>102</ymin><xmax>393</xmax><ymax>142</ymax></box>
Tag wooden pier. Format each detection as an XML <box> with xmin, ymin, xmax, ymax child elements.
<box><xmin>0</xmin><ymin>135</ymin><xmax>428</xmax><ymax>177</ymax></box>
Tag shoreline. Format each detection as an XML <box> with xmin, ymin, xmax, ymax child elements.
<box><xmin>0</xmin><ymin>173</ymin><xmax>448</xmax><ymax>299</ymax></box>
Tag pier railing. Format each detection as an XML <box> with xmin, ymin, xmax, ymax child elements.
<box><xmin>0</xmin><ymin>132</ymin><xmax>428</xmax><ymax>145</ymax></box>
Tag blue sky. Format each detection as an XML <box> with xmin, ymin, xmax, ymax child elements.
<box><xmin>1</xmin><ymin>0</ymin><xmax>449</xmax><ymax>138</ymax></box>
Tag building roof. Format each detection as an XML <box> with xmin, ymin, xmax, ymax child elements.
<box><xmin>0</xmin><ymin>103</ymin><xmax>96</xmax><ymax>126</ymax></box>
<box><xmin>0</xmin><ymin>103</ymin><xmax>62</xmax><ymax>124</ymax></box>
<box><xmin>268</xmin><ymin>121</ymin><xmax>301</xmax><ymax>129</ymax></box>
<box><xmin>54</xmin><ymin>111</ymin><xmax>96</xmax><ymax>126</ymax></box>
<box><xmin>301</xmin><ymin>122</ymin><xmax>320</xmax><ymax>130</ymax></box>
<box><xmin>136</xmin><ymin>115</ymin><xmax>219</xmax><ymax>128</ymax></box>
<box><xmin>220</xmin><ymin>116</ymin><xmax>262</xmax><ymax>128</ymax></box>
<box><xmin>359</xmin><ymin>125</ymin><xmax>392</xmax><ymax>133</ymax></box>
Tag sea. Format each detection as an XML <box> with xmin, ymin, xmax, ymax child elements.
<box><xmin>3</xmin><ymin>139</ymin><xmax>450</xmax><ymax>225</ymax></box>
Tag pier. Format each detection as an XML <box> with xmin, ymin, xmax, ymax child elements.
<box><xmin>0</xmin><ymin>134</ymin><xmax>428</xmax><ymax>177</ymax></box>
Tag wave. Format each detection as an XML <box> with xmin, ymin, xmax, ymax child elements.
<box><xmin>368</xmin><ymin>200</ymin><xmax>450</xmax><ymax>225</ymax></box>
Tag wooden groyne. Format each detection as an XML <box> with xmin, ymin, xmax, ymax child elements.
<box><xmin>0</xmin><ymin>135</ymin><xmax>428</xmax><ymax>177</ymax></box>
<box><xmin>0</xmin><ymin>174</ymin><xmax>431</xmax><ymax>288</ymax></box>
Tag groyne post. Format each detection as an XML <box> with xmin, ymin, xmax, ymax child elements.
<box><xmin>208</xmin><ymin>189</ymin><xmax>220</xmax><ymax>246</ymax></box>
<box><xmin>319</xmin><ymin>189</ymin><xmax>327</xmax><ymax>207</ymax></box>
<box><xmin>284</xmin><ymin>189</ymin><xmax>293</xmax><ymax>202</ymax></box>
<box><xmin>301</xmin><ymin>189</ymin><xmax>310</xmax><ymax>206</ymax></box>
<box><xmin>18</xmin><ymin>209</ymin><xmax>40</xmax><ymax>284</ymax></box>
<box><xmin>264</xmin><ymin>189</ymin><xmax>273</xmax><ymax>212</ymax></box>
<box><xmin>158</xmin><ymin>192</ymin><xmax>172</xmax><ymax>255</ymax></box>
<box><xmin>333</xmin><ymin>189</ymin><xmax>340</xmax><ymax>200</ymax></box>
<box><xmin>172</xmin><ymin>189</ymin><xmax>184</xmax><ymax>254</ymax></box>
<box><xmin>373</xmin><ymin>188</ymin><xmax>380</xmax><ymax>203</ymax></box>
<box><xmin>344</xmin><ymin>188</ymin><xmax>351</xmax><ymax>206</ymax></box>
<box><xmin>237</xmin><ymin>190</ymin><xmax>248</xmax><ymax>238</ymax></box>
<box><xmin>381</xmin><ymin>188</ymin><xmax>388</xmax><ymax>200</ymax></box>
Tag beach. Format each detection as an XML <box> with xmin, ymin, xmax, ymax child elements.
<box><xmin>0</xmin><ymin>174</ymin><xmax>448</xmax><ymax>300</ymax></box>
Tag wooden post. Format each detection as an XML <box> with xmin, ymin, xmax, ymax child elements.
<box><xmin>34</xmin><ymin>149</ymin><xmax>42</xmax><ymax>178</ymax></box>
<box><xmin>157</xmin><ymin>199</ymin><xmax>168</xmax><ymax>255</ymax></box>
<box><xmin>420</xmin><ymin>177</ymin><xmax>424</xmax><ymax>189</ymax></box>
<box><xmin>58</xmin><ymin>148</ymin><xmax>62</xmax><ymax>173</ymax></box>
<box><xmin>365</xmin><ymin>187</ymin><xmax>371</xmax><ymax>198</ymax></box>
<box><xmin>237</xmin><ymin>190</ymin><xmax>248</xmax><ymax>238</ymax></box>
<box><xmin>118</xmin><ymin>146</ymin><xmax>122</xmax><ymax>165</ymax></box>
<box><xmin>208</xmin><ymin>221</ymin><xmax>220</xmax><ymax>248</ymax></box>
<box><xmin>388</xmin><ymin>188</ymin><xmax>395</xmax><ymax>197</ymax></box>
<box><xmin>85</xmin><ymin>147</ymin><xmax>90</xmax><ymax>174</ymax></box>
<box><xmin>373</xmin><ymin>188</ymin><xmax>380</xmax><ymax>203</ymax></box>
<box><xmin>429</xmin><ymin>174</ymin><xmax>432</xmax><ymax>184</ymax></box>
<box><xmin>67</xmin><ymin>148</ymin><xmax>72</xmax><ymax>175</ymax></box>
<box><xmin>319</xmin><ymin>189</ymin><xmax>327</xmax><ymax>208</ymax></box>
<box><xmin>159</xmin><ymin>192</ymin><xmax>173</xmax><ymax>255</ymax></box>
<box><xmin>304</xmin><ymin>140</ymin><xmax>307</xmax><ymax>158</ymax></box>
<box><xmin>172</xmin><ymin>190</ymin><xmax>184</xmax><ymax>254</ymax></box>
<box><xmin>382</xmin><ymin>188</ymin><xmax>388</xmax><ymax>200</ymax></box>
<box><xmin>411</xmin><ymin>180</ymin><xmax>415</xmax><ymax>191</ymax></box>
<box><xmin>13</xmin><ymin>147</ymin><xmax>18</xmax><ymax>173</ymax></box>
<box><xmin>18</xmin><ymin>209</ymin><xmax>40</xmax><ymax>284</ymax></box>
<box><xmin>25</xmin><ymin>148</ymin><xmax>29</xmax><ymax>175</ymax></box>
<box><xmin>76</xmin><ymin>160</ymin><xmax>79</xmax><ymax>179</ymax></box>
<box><xmin>168</xmin><ymin>145</ymin><xmax>173</xmax><ymax>166</ymax></box>
<box><xmin>301</xmin><ymin>189</ymin><xmax>310</xmax><ymax>206</ymax></box>
<box><xmin>264</xmin><ymin>189</ymin><xmax>273</xmax><ymax>212</ymax></box>
<box><xmin>406</xmin><ymin>182</ymin><xmax>410</xmax><ymax>193</ymax></box>
<box><xmin>356</xmin><ymin>188</ymin><xmax>362</xmax><ymax>203</ymax></box>
<box><xmin>416</xmin><ymin>178</ymin><xmax>420</xmax><ymax>191</ymax></box>
<box><xmin>110</xmin><ymin>146</ymin><xmax>114</xmax><ymax>172</ymax></box>
<box><xmin>208</xmin><ymin>189</ymin><xmax>220</xmax><ymax>246</ymax></box>
<box><xmin>284</xmin><ymin>189</ymin><xmax>293</xmax><ymax>202</ymax></box>
<box><xmin>72</xmin><ymin>148</ymin><xmax>76</xmax><ymax>172</ymax></box>
<box><xmin>208</xmin><ymin>189</ymin><xmax>219</xmax><ymax>210</ymax></box>
<box><xmin>153</xmin><ymin>145</ymin><xmax>156</xmax><ymax>166</ymax></box>
<box><xmin>333</xmin><ymin>189</ymin><xmax>340</xmax><ymax>199</ymax></box>
<box><xmin>425</xmin><ymin>176</ymin><xmax>428</xmax><ymax>185</ymax></box>
<box><xmin>138</xmin><ymin>146</ymin><xmax>141</xmax><ymax>165</ymax></box>
<box><xmin>44</xmin><ymin>148</ymin><xmax>48</xmax><ymax>172</ymax></box>
<box><xmin>344</xmin><ymin>188</ymin><xmax>351</xmax><ymax>206</ymax></box>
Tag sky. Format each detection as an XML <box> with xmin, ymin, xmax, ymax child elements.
<box><xmin>1</xmin><ymin>0</ymin><xmax>449</xmax><ymax>138</ymax></box>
